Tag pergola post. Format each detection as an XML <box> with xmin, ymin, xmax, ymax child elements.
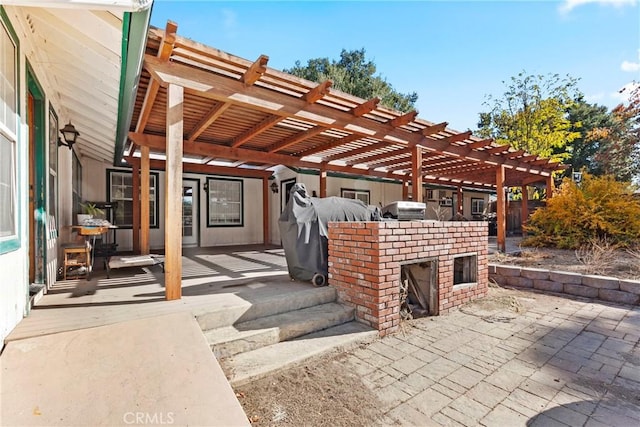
<box><xmin>521</xmin><ymin>185</ymin><xmax>529</xmax><ymax>236</ymax></box>
<box><xmin>132</xmin><ymin>163</ymin><xmax>140</xmax><ymax>254</ymax></box>
<box><xmin>496</xmin><ymin>165</ymin><xmax>506</xmax><ymax>253</ymax></box>
<box><xmin>402</xmin><ymin>179</ymin><xmax>409</xmax><ymax>200</ymax></box>
<box><xmin>411</xmin><ymin>146</ymin><xmax>423</xmax><ymax>202</ymax></box>
<box><xmin>262</xmin><ymin>177</ymin><xmax>269</xmax><ymax>244</ymax></box>
<box><xmin>165</xmin><ymin>83</ymin><xmax>184</xmax><ymax>300</ymax></box>
<box><xmin>140</xmin><ymin>146</ymin><xmax>150</xmax><ymax>255</ymax></box>
<box><xmin>456</xmin><ymin>186</ymin><xmax>463</xmax><ymax>215</ymax></box>
<box><xmin>319</xmin><ymin>164</ymin><xmax>327</xmax><ymax>198</ymax></box>
<box><xmin>546</xmin><ymin>175</ymin><xmax>555</xmax><ymax>200</ymax></box>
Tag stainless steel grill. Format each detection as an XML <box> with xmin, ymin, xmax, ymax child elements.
<box><xmin>382</xmin><ymin>201</ymin><xmax>426</xmax><ymax>221</ymax></box>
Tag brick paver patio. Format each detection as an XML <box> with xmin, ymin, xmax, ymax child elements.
<box><xmin>343</xmin><ymin>286</ymin><xmax>640</xmax><ymax>426</ymax></box>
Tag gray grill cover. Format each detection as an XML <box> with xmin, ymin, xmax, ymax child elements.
<box><xmin>278</xmin><ymin>183</ymin><xmax>381</xmax><ymax>282</ymax></box>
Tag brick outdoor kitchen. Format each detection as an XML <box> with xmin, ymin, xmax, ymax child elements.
<box><xmin>328</xmin><ymin>221</ymin><xmax>489</xmax><ymax>336</ymax></box>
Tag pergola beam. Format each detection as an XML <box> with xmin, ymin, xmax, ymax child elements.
<box><xmin>186</xmin><ymin>102</ymin><xmax>230</xmax><ymax>143</ymax></box>
<box><xmin>485</xmin><ymin>144</ymin><xmax>511</xmax><ymax>155</ymax></box>
<box><xmin>346</xmin><ymin>147</ymin><xmax>411</xmax><ymax>166</ymax></box>
<box><xmin>240</xmin><ymin>54</ymin><xmax>268</xmax><ymax>86</ymax></box>
<box><xmin>390</xmin><ymin>111</ymin><xmax>418</xmax><ymax>128</ymax></box>
<box><xmin>126</xmin><ymin>156</ymin><xmax>273</xmax><ymax>178</ymax></box>
<box><xmin>323</xmin><ymin>140</ymin><xmax>395</xmax><ymax>163</ymax></box>
<box><xmin>417</xmin><ymin>130</ymin><xmax>473</xmax><ymax>149</ymax></box>
<box><xmin>130</xmin><ymin>132</ymin><xmax>400</xmax><ymax>180</ymax></box>
<box><xmin>231</xmin><ymin>115</ymin><xmax>282</xmax><ymax>148</ymax></box>
<box><xmin>304</xmin><ymin>80</ymin><xmax>332</xmax><ymax>103</ymax></box>
<box><xmin>144</xmin><ymin>55</ymin><xmax>557</xmax><ymax>175</ymax></box>
<box><xmin>134</xmin><ymin>21</ymin><xmax>177</xmax><ymax>134</ymax></box>
<box><xmin>465</xmin><ymin>138</ymin><xmax>494</xmax><ymax>150</ymax></box>
<box><xmin>352</xmin><ymin>97</ymin><xmax>380</xmax><ymax>117</ymax></box>
<box><xmin>421</xmin><ymin>122</ymin><xmax>448</xmax><ymax>136</ymax></box>
<box><xmin>267</xmin><ymin>126</ymin><xmax>327</xmax><ymax>153</ymax></box>
<box><xmin>296</xmin><ymin>133</ymin><xmax>360</xmax><ymax>157</ymax></box>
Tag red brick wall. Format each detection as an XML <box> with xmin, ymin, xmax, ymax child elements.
<box><xmin>328</xmin><ymin>221</ymin><xmax>488</xmax><ymax>336</ymax></box>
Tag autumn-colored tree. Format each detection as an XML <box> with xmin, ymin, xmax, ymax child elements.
<box><xmin>477</xmin><ymin>72</ymin><xmax>581</xmax><ymax>163</ymax></box>
<box><xmin>523</xmin><ymin>173</ymin><xmax>640</xmax><ymax>249</ymax></box>
<box><xmin>590</xmin><ymin>84</ymin><xmax>640</xmax><ymax>182</ymax></box>
<box><xmin>286</xmin><ymin>48</ymin><xmax>418</xmax><ymax>112</ymax></box>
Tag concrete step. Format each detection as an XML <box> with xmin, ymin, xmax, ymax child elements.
<box><xmin>222</xmin><ymin>321</ymin><xmax>378</xmax><ymax>387</ymax></box>
<box><xmin>205</xmin><ymin>303</ymin><xmax>355</xmax><ymax>358</ymax></box>
<box><xmin>195</xmin><ymin>286</ymin><xmax>337</xmax><ymax>331</ymax></box>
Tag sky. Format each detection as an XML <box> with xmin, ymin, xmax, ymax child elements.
<box><xmin>149</xmin><ymin>0</ymin><xmax>640</xmax><ymax>133</ymax></box>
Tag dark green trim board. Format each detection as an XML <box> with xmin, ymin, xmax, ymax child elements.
<box><xmin>114</xmin><ymin>7</ymin><xmax>153</xmax><ymax>166</ymax></box>
<box><xmin>27</xmin><ymin>63</ymin><xmax>47</xmax><ymax>286</ymax></box>
<box><xmin>0</xmin><ymin>7</ymin><xmax>21</xmax><ymax>255</ymax></box>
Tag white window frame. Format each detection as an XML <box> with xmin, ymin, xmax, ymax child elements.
<box><xmin>48</xmin><ymin>107</ymin><xmax>58</xmax><ymax>229</ymax></box>
<box><xmin>0</xmin><ymin>15</ymin><xmax>19</xmax><ymax>252</ymax></box>
<box><xmin>107</xmin><ymin>169</ymin><xmax>158</xmax><ymax>228</ymax></box>
<box><xmin>207</xmin><ymin>177</ymin><xmax>243</xmax><ymax>227</ymax></box>
<box><xmin>341</xmin><ymin>188</ymin><xmax>370</xmax><ymax>205</ymax></box>
<box><xmin>471</xmin><ymin>198</ymin><xmax>485</xmax><ymax>215</ymax></box>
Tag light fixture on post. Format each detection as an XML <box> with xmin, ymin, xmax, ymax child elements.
<box><xmin>270</xmin><ymin>181</ymin><xmax>279</xmax><ymax>194</ymax></box>
<box><xmin>58</xmin><ymin>121</ymin><xmax>79</xmax><ymax>150</ymax></box>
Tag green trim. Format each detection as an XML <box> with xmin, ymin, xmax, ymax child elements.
<box><xmin>27</xmin><ymin>63</ymin><xmax>47</xmax><ymax>285</ymax></box>
<box><xmin>114</xmin><ymin>8</ymin><xmax>153</xmax><ymax>166</ymax></box>
<box><xmin>0</xmin><ymin>7</ymin><xmax>21</xmax><ymax>255</ymax></box>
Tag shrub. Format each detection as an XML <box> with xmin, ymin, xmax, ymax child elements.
<box><xmin>522</xmin><ymin>173</ymin><xmax>640</xmax><ymax>249</ymax></box>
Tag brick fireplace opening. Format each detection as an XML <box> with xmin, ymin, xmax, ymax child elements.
<box><xmin>328</xmin><ymin>221</ymin><xmax>488</xmax><ymax>336</ymax></box>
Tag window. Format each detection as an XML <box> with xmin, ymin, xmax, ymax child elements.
<box><xmin>207</xmin><ymin>177</ymin><xmax>243</xmax><ymax>227</ymax></box>
<box><xmin>107</xmin><ymin>170</ymin><xmax>158</xmax><ymax>227</ymax></box>
<box><xmin>426</xmin><ymin>189</ymin><xmax>436</xmax><ymax>200</ymax></box>
<box><xmin>453</xmin><ymin>254</ymin><xmax>478</xmax><ymax>286</ymax></box>
<box><xmin>72</xmin><ymin>152</ymin><xmax>82</xmax><ymax>219</ymax></box>
<box><xmin>471</xmin><ymin>198</ymin><xmax>485</xmax><ymax>215</ymax></box>
<box><xmin>48</xmin><ymin>107</ymin><xmax>58</xmax><ymax>227</ymax></box>
<box><xmin>341</xmin><ymin>188</ymin><xmax>370</xmax><ymax>205</ymax></box>
<box><xmin>0</xmin><ymin>15</ymin><xmax>18</xmax><ymax>249</ymax></box>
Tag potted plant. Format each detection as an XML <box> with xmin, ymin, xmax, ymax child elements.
<box><xmin>77</xmin><ymin>202</ymin><xmax>105</xmax><ymax>225</ymax></box>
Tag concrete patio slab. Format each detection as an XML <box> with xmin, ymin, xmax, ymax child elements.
<box><xmin>0</xmin><ymin>312</ymin><xmax>248</xmax><ymax>426</ymax></box>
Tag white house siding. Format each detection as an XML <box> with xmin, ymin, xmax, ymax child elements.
<box><xmin>1</xmin><ymin>8</ymin><xmax>76</xmax><ymax>344</ymax></box>
<box><xmin>83</xmin><ymin>160</ymin><xmax>266</xmax><ymax>251</ymax></box>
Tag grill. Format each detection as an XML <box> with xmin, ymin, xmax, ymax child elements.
<box><xmin>382</xmin><ymin>201</ymin><xmax>426</xmax><ymax>221</ymax></box>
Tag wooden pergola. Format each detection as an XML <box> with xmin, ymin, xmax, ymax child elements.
<box><xmin>124</xmin><ymin>21</ymin><xmax>565</xmax><ymax>300</ymax></box>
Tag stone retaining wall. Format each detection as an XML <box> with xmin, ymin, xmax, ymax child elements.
<box><xmin>489</xmin><ymin>264</ymin><xmax>640</xmax><ymax>305</ymax></box>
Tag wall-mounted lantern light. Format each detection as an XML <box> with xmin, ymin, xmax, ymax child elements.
<box><xmin>270</xmin><ymin>181</ymin><xmax>279</xmax><ymax>194</ymax></box>
<box><xmin>58</xmin><ymin>121</ymin><xmax>80</xmax><ymax>150</ymax></box>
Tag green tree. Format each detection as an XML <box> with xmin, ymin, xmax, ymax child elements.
<box><xmin>565</xmin><ymin>98</ymin><xmax>614</xmax><ymax>175</ymax></box>
<box><xmin>286</xmin><ymin>48</ymin><xmax>418</xmax><ymax>112</ymax></box>
<box><xmin>477</xmin><ymin>72</ymin><xmax>581</xmax><ymax>162</ymax></box>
